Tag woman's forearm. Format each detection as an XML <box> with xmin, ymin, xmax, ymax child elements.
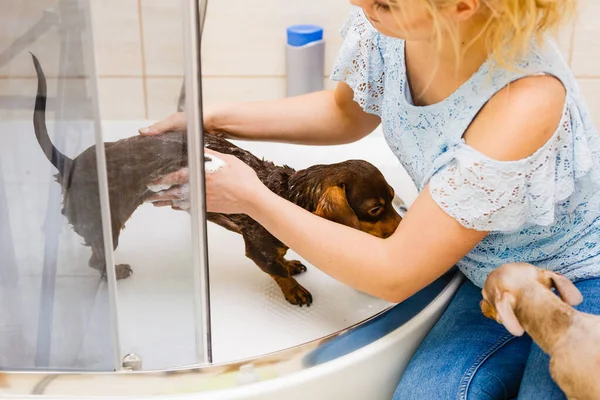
<box><xmin>245</xmin><ymin>185</ymin><xmax>414</xmax><ymax>303</ymax></box>
<box><xmin>206</xmin><ymin>85</ymin><xmax>381</xmax><ymax>145</ymax></box>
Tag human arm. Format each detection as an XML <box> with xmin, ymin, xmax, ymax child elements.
<box><xmin>139</xmin><ymin>82</ymin><xmax>381</xmax><ymax>145</ymax></box>
<box><xmin>197</xmin><ymin>75</ymin><xmax>566</xmax><ymax>302</ymax></box>
<box><xmin>140</xmin><ymin>6</ymin><xmax>382</xmax><ymax>144</ymax></box>
<box><xmin>242</xmin><ymin>177</ymin><xmax>486</xmax><ymax>302</ymax></box>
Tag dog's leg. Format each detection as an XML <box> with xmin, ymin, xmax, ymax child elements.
<box><xmin>110</xmin><ymin>221</ymin><xmax>133</xmax><ymax>280</ymax></box>
<box><xmin>88</xmin><ymin>245</ymin><xmax>107</xmax><ymax>278</ymax></box>
<box><xmin>89</xmin><ymin>244</ymin><xmax>132</xmax><ymax>280</ymax></box>
<box><xmin>207</xmin><ymin>212</ymin><xmax>241</xmax><ymax>234</ymax></box>
<box><xmin>278</xmin><ymin>255</ymin><xmax>308</xmax><ymax>276</ymax></box>
<box><xmin>115</xmin><ymin>264</ymin><xmax>133</xmax><ymax>279</ymax></box>
<box><xmin>243</xmin><ymin>241</ymin><xmax>313</xmax><ymax>307</ymax></box>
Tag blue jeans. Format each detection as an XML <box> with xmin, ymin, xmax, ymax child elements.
<box><xmin>393</xmin><ymin>277</ymin><xmax>600</xmax><ymax>400</ymax></box>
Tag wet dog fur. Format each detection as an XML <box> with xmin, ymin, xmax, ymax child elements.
<box><xmin>31</xmin><ymin>54</ymin><xmax>401</xmax><ymax>306</ymax></box>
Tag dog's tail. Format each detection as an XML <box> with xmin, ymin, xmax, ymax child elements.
<box><xmin>31</xmin><ymin>53</ymin><xmax>73</xmax><ymax>176</ymax></box>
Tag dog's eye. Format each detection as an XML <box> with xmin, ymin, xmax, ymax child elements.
<box><xmin>369</xmin><ymin>206</ymin><xmax>383</xmax><ymax>216</ymax></box>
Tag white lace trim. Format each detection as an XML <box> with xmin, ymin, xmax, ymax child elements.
<box><xmin>330</xmin><ymin>8</ymin><xmax>385</xmax><ymax>116</ymax></box>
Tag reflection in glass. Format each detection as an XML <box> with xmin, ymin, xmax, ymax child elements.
<box><xmin>0</xmin><ymin>0</ymin><xmax>118</xmax><ymax>371</ymax></box>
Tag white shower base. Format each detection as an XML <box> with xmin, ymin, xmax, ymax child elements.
<box><xmin>106</xmin><ymin>121</ymin><xmax>419</xmax><ymax>369</ymax></box>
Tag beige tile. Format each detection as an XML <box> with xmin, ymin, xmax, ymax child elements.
<box><xmin>0</xmin><ymin>1</ymin><xmax>90</xmax><ymax>78</ymax></box>
<box><xmin>0</xmin><ymin>77</ymin><xmax>94</xmax><ymax>120</ymax></box>
<box><xmin>140</xmin><ymin>0</ymin><xmax>184</xmax><ymax>76</ymax></box>
<box><xmin>0</xmin><ymin>51</ymin><xmax>61</xmax><ymax>79</ymax></box>
<box><xmin>201</xmin><ymin>77</ymin><xmax>285</xmax><ymax>108</ymax></box>
<box><xmin>146</xmin><ymin>77</ymin><xmax>183</xmax><ymax>120</ymax></box>
<box><xmin>552</xmin><ymin>22</ymin><xmax>574</xmax><ymax>64</ymax></box>
<box><xmin>90</xmin><ymin>0</ymin><xmax>143</xmax><ymax>76</ymax></box>
<box><xmin>578</xmin><ymin>79</ymin><xmax>600</xmax><ymax>129</ymax></box>
<box><xmin>201</xmin><ymin>0</ymin><xmax>351</xmax><ymax>76</ymax></box>
<box><xmin>147</xmin><ymin>76</ymin><xmax>337</xmax><ymax>121</ymax></box>
<box><xmin>0</xmin><ymin>78</ymin><xmax>43</xmax><ymax>120</ymax></box>
<box><xmin>97</xmin><ymin>78</ymin><xmax>145</xmax><ymax>120</ymax></box>
<box><xmin>571</xmin><ymin>0</ymin><xmax>600</xmax><ymax>76</ymax></box>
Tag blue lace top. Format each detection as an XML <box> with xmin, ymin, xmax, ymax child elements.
<box><xmin>331</xmin><ymin>7</ymin><xmax>600</xmax><ymax>287</ymax></box>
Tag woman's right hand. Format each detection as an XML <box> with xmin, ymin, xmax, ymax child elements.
<box><xmin>138</xmin><ymin>112</ymin><xmax>188</xmax><ymax>136</ymax></box>
<box><xmin>139</xmin><ymin>112</ymin><xmax>192</xmax><ymax>211</ymax></box>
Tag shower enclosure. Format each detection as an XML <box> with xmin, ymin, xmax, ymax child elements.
<box><xmin>0</xmin><ymin>0</ymin><xmax>209</xmax><ymax>373</ymax></box>
<box><xmin>0</xmin><ymin>0</ymin><xmax>463</xmax><ymax>398</ymax></box>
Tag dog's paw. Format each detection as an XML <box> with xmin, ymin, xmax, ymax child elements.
<box><xmin>282</xmin><ymin>283</ymin><xmax>313</xmax><ymax>307</ymax></box>
<box><xmin>115</xmin><ymin>264</ymin><xmax>133</xmax><ymax>280</ymax></box>
<box><xmin>284</xmin><ymin>260</ymin><xmax>307</xmax><ymax>276</ymax></box>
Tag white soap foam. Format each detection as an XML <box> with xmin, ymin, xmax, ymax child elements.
<box><xmin>147</xmin><ymin>183</ymin><xmax>174</xmax><ymax>193</ymax></box>
<box><xmin>205</xmin><ymin>154</ymin><xmax>227</xmax><ymax>173</ymax></box>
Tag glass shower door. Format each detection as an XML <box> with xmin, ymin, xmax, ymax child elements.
<box><xmin>0</xmin><ymin>0</ymin><xmax>119</xmax><ymax>371</ymax></box>
<box><xmin>0</xmin><ymin>0</ymin><xmax>212</xmax><ymax>373</ymax></box>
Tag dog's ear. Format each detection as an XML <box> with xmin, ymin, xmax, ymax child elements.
<box><xmin>315</xmin><ymin>185</ymin><xmax>360</xmax><ymax>229</ymax></box>
<box><xmin>546</xmin><ymin>271</ymin><xmax>583</xmax><ymax>306</ymax></box>
<box><xmin>495</xmin><ymin>292</ymin><xmax>525</xmax><ymax>336</ymax></box>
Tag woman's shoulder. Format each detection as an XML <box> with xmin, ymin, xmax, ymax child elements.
<box><xmin>427</xmin><ymin>67</ymin><xmax>600</xmax><ymax>232</ymax></box>
<box><xmin>464</xmin><ymin>74</ymin><xmax>567</xmax><ymax>162</ymax></box>
<box><xmin>462</xmin><ymin>34</ymin><xmax>590</xmax><ymax>162</ymax></box>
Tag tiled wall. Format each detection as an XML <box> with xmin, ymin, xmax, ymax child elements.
<box><xmin>0</xmin><ymin>0</ymin><xmax>599</xmax><ymax>126</ymax></box>
<box><xmin>570</xmin><ymin>0</ymin><xmax>600</xmax><ymax>127</ymax></box>
<box><xmin>91</xmin><ymin>0</ymin><xmax>351</xmax><ymax>121</ymax></box>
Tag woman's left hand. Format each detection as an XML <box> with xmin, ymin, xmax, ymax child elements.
<box><xmin>146</xmin><ymin>149</ymin><xmax>264</xmax><ymax>215</ymax></box>
<box><xmin>203</xmin><ymin>149</ymin><xmax>264</xmax><ymax>214</ymax></box>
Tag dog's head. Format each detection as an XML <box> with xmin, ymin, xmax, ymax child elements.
<box><xmin>291</xmin><ymin>160</ymin><xmax>402</xmax><ymax>239</ymax></box>
<box><xmin>480</xmin><ymin>262</ymin><xmax>583</xmax><ymax>336</ymax></box>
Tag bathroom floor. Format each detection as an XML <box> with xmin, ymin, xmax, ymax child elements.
<box><xmin>1</xmin><ymin>120</ymin><xmax>417</xmax><ymax>371</ymax></box>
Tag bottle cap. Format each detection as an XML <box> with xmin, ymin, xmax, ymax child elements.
<box><xmin>287</xmin><ymin>24</ymin><xmax>323</xmax><ymax>47</ymax></box>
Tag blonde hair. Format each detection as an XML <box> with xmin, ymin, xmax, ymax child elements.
<box><xmin>397</xmin><ymin>0</ymin><xmax>578</xmax><ymax>70</ymax></box>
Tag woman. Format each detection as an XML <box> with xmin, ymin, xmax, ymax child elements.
<box><xmin>140</xmin><ymin>1</ymin><xmax>599</xmax><ymax>398</ymax></box>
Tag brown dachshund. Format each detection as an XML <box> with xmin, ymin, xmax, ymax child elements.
<box><xmin>481</xmin><ymin>262</ymin><xmax>600</xmax><ymax>399</ymax></box>
<box><xmin>31</xmin><ymin>54</ymin><xmax>401</xmax><ymax>307</ymax></box>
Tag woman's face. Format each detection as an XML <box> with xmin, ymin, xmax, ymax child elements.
<box><xmin>350</xmin><ymin>0</ymin><xmax>441</xmax><ymax>41</ymax></box>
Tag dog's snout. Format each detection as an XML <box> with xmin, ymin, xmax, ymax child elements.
<box><xmin>380</xmin><ymin>212</ymin><xmax>402</xmax><ymax>239</ymax></box>
<box><xmin>385</xmin><ymin>209</ymin><xmax>402</xmax><ymax>237</ymax></box>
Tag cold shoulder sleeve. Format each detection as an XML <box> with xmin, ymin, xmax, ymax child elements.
<box><xmin>330</xmin><ymin>7</ymin><xmax>385</xmax><ymax>116</ymax></box>
<box><xmin>428</xmin><ymin>99</ymin><xmax>600</xmax><ymax>232</ymax></box>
